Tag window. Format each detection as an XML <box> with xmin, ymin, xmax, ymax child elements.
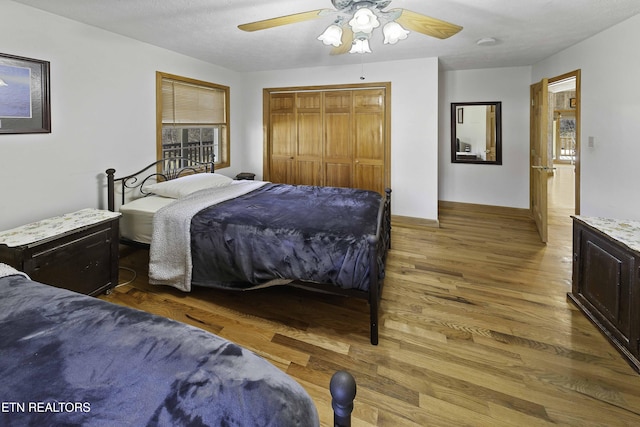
<box><xmin>157</xmin><ymin>72</ymin><xmax>230</xmax><ymax>170</ymax></box>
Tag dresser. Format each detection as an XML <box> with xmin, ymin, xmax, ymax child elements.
<box><xmin>0</xmin><ymin>209</ymin><xmax>121</xmax><ymax>296</ymax></box>
<box><xmin>568</xmin><ymin>216</ymin><xmax>640</xmax><ymax>373</ymax></box>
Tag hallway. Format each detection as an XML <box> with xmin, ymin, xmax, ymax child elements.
<box><xmin>548</xmin><ymin>163</ymin><xmax>575</xmax><ymax>240</ymax></box>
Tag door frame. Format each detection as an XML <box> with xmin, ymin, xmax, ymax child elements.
<box><xmin>548</xmin><ymin>69</ymin><xmax>581</xmax><ymax>215</ymax></box>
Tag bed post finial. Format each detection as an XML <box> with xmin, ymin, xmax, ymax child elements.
<box><xmin>330</xmin><ymin>370</ymin><xmax>356</xmax><ymax>427</ymax></box>
<box><xmin>106</xmin><ymin>168</ymin><xmax>116</xmax><ymax>212</ymax></box>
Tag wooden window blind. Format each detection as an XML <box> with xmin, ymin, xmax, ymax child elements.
<box><xmin>161</xmin><ymin>79</ymin><xmax>226</xmax><ymax>125</ymax></box>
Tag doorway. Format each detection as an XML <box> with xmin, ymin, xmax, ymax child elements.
<box><xmin>548</xmin><ymin>71</ymin><xmax>580</xmax><ymax>228</ymax></box>
<box><xmin>547</xmin><ymin>72</ymin><xmax>580</xmax><ymax>232</ymax></box>
<box><xmin>530</xmin><ymin>70</ymin><xmax>580</xmax><ymax>242</ymax></box>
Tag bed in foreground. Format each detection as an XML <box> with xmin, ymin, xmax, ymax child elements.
<box><xmin>0</xmin><ymin>264</ymin><xmax>345</xmax><ymax>426</ymax></box>
<box><xmin>106</xmin><ymin>159</ymin><xmax>391</xmax><ymax>345</ymax></box>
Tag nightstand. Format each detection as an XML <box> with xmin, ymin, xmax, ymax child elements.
<box><xmin>235</xmin><ymin>172</ymin><xmax>256</xmax><ymax>180</ymax></box>
<box><xmin>567</xmin><ymin>216</ymin><xmax>640</xmax><ymax>372</ymax></box>
<box><xmin>0</xmin><ymin>209</ymin><xmax>121</xmax><ymax>296</ymax></box>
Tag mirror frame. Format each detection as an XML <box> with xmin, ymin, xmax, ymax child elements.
<box><xmin>451</xmin><ymin>101</ymin><xmax>502</xmax><ymax>165</ymax></box>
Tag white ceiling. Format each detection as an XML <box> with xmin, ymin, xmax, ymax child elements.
<box><xmin>11</xmin><ymin>0</ymin><xmax>640</xmax><ymax>72</ymax></box>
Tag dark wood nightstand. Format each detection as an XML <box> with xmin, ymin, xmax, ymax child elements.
<box><xmin>235</xmin><ymin>172</ymin><xmax>255</xmax><ymax>180</ymax></box>
<box><xmin>0</xmin><ymin>209</ymin><xmax>121</xmax><ymax>296</ymax></box>
<box><xmin>567</xmin><ymin>216</ymin><xmax>640</xmax><ymax>373</ymax></box>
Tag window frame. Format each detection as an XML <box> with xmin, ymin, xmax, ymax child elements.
<box><xmin>156</xmin><ymin>71</ymin><xmax>230</xmax><ymax>170</ymax></box>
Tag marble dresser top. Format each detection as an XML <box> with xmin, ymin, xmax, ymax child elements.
<box><xmin>0</xmin><ymin>208</ymin><xmax>121</xmax><ymax>247</ymax></box>
<box><xmin>574</xmin><ymin>216</ymin><xmax>640</xmax><ymax>254</ymax></box>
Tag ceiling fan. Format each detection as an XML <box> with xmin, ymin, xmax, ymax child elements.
<box><xmin>238</xmin><ymin>0</ymin><xmax>463</xmax><ymax>54</ymax></box>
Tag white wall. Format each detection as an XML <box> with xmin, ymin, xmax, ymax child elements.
<box><xmin>0</xmin><ymin>1</ymin><xmax>244</xmax><ymax>230</ymax></box>
<box><xmin>3</xmin><ymin>3</ymin><xmax>638</xmax><ymax>233</ymax></box>
<box><xmin>439</xmin><ymin>66</ymin><xmax>532</xmax><ymax>208</ymax></box>
<box><xmin>242</xmin><ymin>57</ymin><xmax>441</xmax><ymax>221</ymax></box>
<box><xmin>1</xmin><ymin>2</ymin><xmax>441</xmax><ymax>230</ymax></box>
<box><xmin>532</xmin><ymin>14</ymin><xmax>640</xmax><ymax>220</ymax></box>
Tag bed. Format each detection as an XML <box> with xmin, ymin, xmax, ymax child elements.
<box><xmin>0</xmin><ymin>264</ymin><xmax>327</xmax><ymax>426</ymax></box>
<box><xmin>106</xmin><ymin>158</ymin><xmax>391</xmax><ymax>345</ymax></box>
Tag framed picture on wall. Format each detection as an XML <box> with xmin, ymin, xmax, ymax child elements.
<box><xmin>569</xmin><ymin>97</ymin><xmax>576</xmax><ymax>108</ymax></box>
<box><xmin>0</xmin><ymin>53</ymin><xmax>51</xmax><ymax>134</ymax></box>
<box><xmin>457</xmin><ymin>107</ymin><xmax>463</xmax><ymax>124</ymax></box>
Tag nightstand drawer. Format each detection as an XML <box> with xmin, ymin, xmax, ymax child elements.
<box><xmin>29</xmin><ymin>226</ymin><xmax>115</xmax><ymax>295</ymax></box>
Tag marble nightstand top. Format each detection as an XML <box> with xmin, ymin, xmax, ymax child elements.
<box><xmin>574</xmin><ymin>216</ymin><xmax>640</xmax><ymax>254</ymax></box>
<box><xmin>0</xmin><ymin>209</ymin><xmax>120</xmax><ymax>247</ymax></box>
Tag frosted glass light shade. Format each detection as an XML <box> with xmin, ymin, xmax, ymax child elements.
<box><xmin>349</xmin><ymin>38</ymin><xmax>372</xmax><ymax>54</ymax></box>
<box><xmin>317</xmin><ymin>24</ymin><xmax>343</xmax><ymax>47</ymax></box>
<box><xmin>348</xmin><ymin>9</ymin><xmax>379</xmax><ymax>34</ymax></box>
<box><xmin>383</xmin><ymin>22</ymin><xmax>409</xmax><ymax>44</ymax></box>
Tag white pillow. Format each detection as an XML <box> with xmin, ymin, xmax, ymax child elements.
<box><xmin>145</xmin><ymin>173</ymin><xmax>232</xmax><ymax>198</ymax></box>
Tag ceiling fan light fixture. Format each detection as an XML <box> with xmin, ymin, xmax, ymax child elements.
<box><xmin>349</xmin><ymin>38</ymin><xmax>372</xmax><ymax>54</ymax></box>
<box><xmin>348</xmin><ymin>8</ymin><xmax>380</xmax><ymax>34</ymax></box>
<box><xmin>318</xmin><ymin>24</ymin><xmax>344</xmax><ymax>47</ymax></box>
<box><xmin>240</xmin><ymin>1</ymin><xmax>463</xmax><ymax>56</ymax></box>
<box><xmin>382</xmin><ymin>21</ymin><xmax>409</xmax><ymax>44</ymax></box>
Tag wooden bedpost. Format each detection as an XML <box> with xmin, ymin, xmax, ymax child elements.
<box><xmin>106</xmin><ymin>168</ymin><xmax>115</xmax><ymax>212</ymax></box>
<box><xmin>330</xmin><ymin>370</ymin><xmax>356</xmax><ymax>427</ymax></box>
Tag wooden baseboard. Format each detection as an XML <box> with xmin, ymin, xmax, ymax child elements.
<box><xmin>438</xmin><ymin>200</ymin><xmax>531</xmax><ymax>218</ymax></box>
<box><xmin>391</xmin><ymin>202</ymin><xmax>530</xmax><ymax>231</ymax></box>
<box><xmin>391</xmin><ymin>215</ymin><xmax>440</xmax><ymax>230</ymax></box>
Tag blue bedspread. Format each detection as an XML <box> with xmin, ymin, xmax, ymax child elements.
<box><xmin>0</xmin><ymin>273</ymin><xmax>319</xmax><ymax>426</ymax></box>
<box><xmin>190</xmin><ymin>183</ymin><xmax>382</xmax><ymax>291</ymax></box>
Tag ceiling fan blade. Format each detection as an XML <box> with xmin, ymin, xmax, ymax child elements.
<box><xmin>330</xmin><ymin>26</ymin><xmax>354</xmax><ymax>55</ymax></box>
<box><xmin>393</xmin><ymin>9</ymin><xmax>462</xmax><ymax>39</ymax></box>
<box><xmin>238</xmin><ymin>9</ymin><xmax>332</xmax><ymax>32</ymax></box>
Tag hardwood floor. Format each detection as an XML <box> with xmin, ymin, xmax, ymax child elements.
<box><xmin>101</xmin><ymin>172</ymin><xmax>640</xmax><ymax>426</ymax></box>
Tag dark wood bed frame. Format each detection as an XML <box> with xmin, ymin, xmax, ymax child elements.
<box><xmin>106</xmin><ymin>157</ymin><xmax>391</xmax><ymax>345</ymax></box>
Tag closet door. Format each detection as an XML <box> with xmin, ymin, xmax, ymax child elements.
<box><xmin>324</xmin><ymin>91</ymin><xmax>353</xmax><ymax>188</ymax></box>
<box><xmin>265</xmin><ymin>84</ymin><xmax>389</xmax><ymax>194</ymax></box>
<box><xmin>353</xmin><ymin>89</ymin><xmax>385</xmax><ymax>194</ymax></box>
<box><xmin>269</xmin><ymin>93</ymin><xmax>296</xmax><ymax>184</ymax></box>
<box><xmin>296</xmin><ymin>93</ymin><xmax>323</xmax><ymax>186</ymax></box>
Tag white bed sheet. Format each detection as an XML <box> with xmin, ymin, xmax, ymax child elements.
<box><xmin>119</xmin><ymin>195</ymin><xmax>175</xmax><ymax>244</ymax></box>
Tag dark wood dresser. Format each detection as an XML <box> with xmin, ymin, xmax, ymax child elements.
<box><xmin>568</xmin><ymin>215</ymin><xmax>640</xmax><ymax>373</ymax></box>
<box><xmin>0</xmin><ymin>209</ymin><xmax>121</xmax><ymax>296</ymax></box>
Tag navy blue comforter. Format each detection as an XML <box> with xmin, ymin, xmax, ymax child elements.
<box><xmin>0</xmin><ymin>274</ymin><xmax>319</xmax><ymax>426</ymax></box>
<box><xmin>190</xmin><ymin>183</ymin><xmax>383</xmax><ymax>291</ymax></box>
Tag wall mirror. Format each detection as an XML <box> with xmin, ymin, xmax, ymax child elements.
<box><xmin>451</xmin><ymin>102</ymin><xmax>502</xmax><ymax>165</ymax></box>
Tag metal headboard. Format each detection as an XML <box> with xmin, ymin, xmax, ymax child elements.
<box><xmin>106</xmin><ymin>157</ymin><xmax>215</xmax><ymax>212</ymax></box>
